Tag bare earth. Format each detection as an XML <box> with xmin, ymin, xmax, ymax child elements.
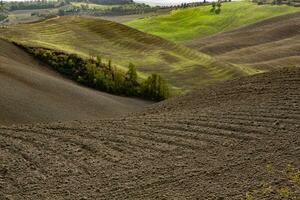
<box><xmin>0</xmin><ymin>39</ymin><xmax>151</xmax><ymax>126</ymax></box>
<box><xmin>0</xmin><ymin>67</ymin><xmax>299</xmax><ymax>199</ymax></box>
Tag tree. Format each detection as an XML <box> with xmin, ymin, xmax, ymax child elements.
<box><xmin>125</xmin><ymin>63</ymin><xmax>138</xmax><ymax>85</ymax></box>
<box><xmin>215</xmin><ymin>2</ymin><xmax>222</xmax><ymax>14</ymax></box>
<box><xmin>124</xmin><ymin>63</ymin><xmax>139</xmax><ymax>95</ymax></box>
<box><xmin>142</xmin><ymin>74</ymin><xmax>169</xmax><ymax>101</ymax></box>
<box><xmin>0</xmin><ymin>1</ymin><xmax>4</xmax><ymax>11</ymax></box>
<box><xmin>96</xmin><ymin>55</ymin><xmax>102</xmax><ymax>65</ymax></box>
<box><xmin>210</xmin><ymin>2</ymin><xmax>216</xmax><ymax>13</ymax></box>
<box><xmin>210</xmin><ymin>1</ymin><xmax>221</xmax><ymax>14</ymax></box>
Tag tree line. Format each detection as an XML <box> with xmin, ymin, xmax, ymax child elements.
<box><xmin>58</xmin><ymin>2</ymin><xmax>157</xmax><ymax>16</ymax></box>
<box><xmin>88</xmin><ymin>0</ymin><xmax>133</xmax><ymax>5</ymax></box>
<box><xmin>6</xmin><ymin>1</ymin><xmax>66</xmax><ymax>11</ymax></box>
<box><xmin>16</xmin><ymin>44</ymin><xmax>169</xmax><ymax>101</ymax></box>
<box><xmin>0</xmin><ymin>1</ymin><xmax>7</xmax><ymax>22</ymax></box>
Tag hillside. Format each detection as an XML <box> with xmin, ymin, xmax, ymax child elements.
<box><xmin>187</xmin><ymin>12</ymin><xmax>300</xmax><ymax>71</ymax></box>
<box><xmin>127</xmin><ymin>2</ymin><xmax>300</xmax><ymax>42</ymax></box>
<box><xmin>0</xmin><ymin>16</ymin><xmax>250</xmax><ymax>91</ymax></box>
<box><xmin>0</xmin><ymin>68</ymin><xmax>299</xmax><ymax>199</ymax></box>
<box><xmin>0</xmin><ymin>39</ymin><xmax>150</xmax><ymax>125</ymax></box>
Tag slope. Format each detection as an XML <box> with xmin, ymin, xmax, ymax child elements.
<box><xmin>187</xmin><ymin>12</ymin><xmax>300</xmax><ymax>71</ymax></box>
<box><xmin>0</xmin><ymin>39</ymin><xmax>150</xmax><ymax>125</ymax></box>
<box><xmin>126</xmin><ymin>1</ymin><xmax>300</xmax><ymax>42</ymax></box>
<box><xmin>0</xmin><ymin>16</ymin><xmax>250</xmax><ymax>91</ymax></box>
<box><xmin>0</xmin><ymin>67</ymin><xmax>299</xmax><ymax>199</ymax></box>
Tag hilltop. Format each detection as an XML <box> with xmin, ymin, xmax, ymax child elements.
<box><xmin>0</xmin><ymin>16</ymin><xmax>250</xmax><ymax>91</ymax></box>
<box><xmin>0</xmin><ymin>68</ymin><xmax>299</xmax><ymax>199</ymax></box>
<box><xmin>0</xmin><ymin>39</ymin><xmax>150</xmax><ymax>125</ymax></box>
<box><xmin>187</xmin><ymin>12</ymin><xmax>300</xmax><ymax>71</ymax></box>
<box><xmin>127</xmin><ymin>2</ymin><xmax>300</xmax><ymax>42</ymax></box>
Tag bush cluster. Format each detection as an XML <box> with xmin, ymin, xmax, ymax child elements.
<box><xmin>20</xmin><ymin>46</ymin><xmax>169</xmax><ymax>101</ymax></box>
<box><xmin>210</xmin><ymin>2</ymin><xmax>222</xmax><ymax>14</ymax></box>
<box><xmin>0</xmin><ymin>14</ymin><xmax>7</xmax><ymax>22</ymax></box>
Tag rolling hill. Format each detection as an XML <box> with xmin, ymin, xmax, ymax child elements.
<box><xmin>186</xmin><ymin>12</ymin><xmax>300</xmax><ymax>71</ymax></box>
<box><xmin>0</xmin><ymin>16</ymin><xmax>252</xmax><ymax>91</ymax></box>
<box><xmin>127</xmin><ymin>1</ymin><xmax>300</xmax><ymax>42</ymax></box>
<box><xmin>0</xmin><ymin>67</ymin><xmax>299</xmax><ymax>199</ymax></box>
<box><xmin>0</xmin><ymin>39</ymin><xmax>150</xmax><ymax>125</ymax></box>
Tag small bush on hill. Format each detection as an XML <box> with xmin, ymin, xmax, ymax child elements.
<box><xmin>211</xmin><ymin>1</ymin><xmax>222</xmax><ymax>14</ymax></box>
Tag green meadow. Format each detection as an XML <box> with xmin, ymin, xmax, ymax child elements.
<box><xmin>127</xmin><ymin>2</ymin><xmax>300</xmax><ymax>42</ymax></box>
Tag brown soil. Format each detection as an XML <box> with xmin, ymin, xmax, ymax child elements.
<box><xmin>186</xmin><ymin>12</ymin><xmax>300</xmax><ymax>70</ymax></box>
<box><xmin>0</xmin><ymin>67</ymin><xmax>299</xmax><ymax>199</ymax></box>
<box><xmin>0</xmin><ymin>39</ymin><xmax>151</xmax><ymax>125</ymax></box>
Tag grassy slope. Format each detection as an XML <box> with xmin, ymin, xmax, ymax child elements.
<box><xmin>0</xmin><ymin>16</ymin><xmax>252</xmax><ymax>91</ymax></box>
<box><xmin>126</xmin><ymin>2</ymin><xmax>300</xmax><ymax>42</ymax></box>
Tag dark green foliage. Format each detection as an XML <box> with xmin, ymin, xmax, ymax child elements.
<box><xmin>0</xmin><ymin>13</ymin><xmax>7</xmax><ymax>21</ymax></box>
<box><xmin>210</xmin><ymin>2</ymin><xmax>216</xmax><ymax>12</ymax></box>
<box><xmin>0</xmin><ymin>1</ymin><xmax>8</xmax><ymax>21</ymax></box>
<box><xmin>19</xmin><ymin>45</ymin><xmax>169</xmax><ymax>101</ymax></box>
<box><xmin>58</xmin><ymin>2</ymin><xmax>156</xmax><ymax>17</ymax></box>
<box><xmin>89</xmin><ymin>0</ymin><xmax>133</xmax><ymax>5</ymax></box>
<box><xmin>215</xmin><ymin>2</ymin><xmax>222</xmax><ymax>14</ymax></box>
<box><xmin>141</xmin><ymin>74</ymin><xmax>169</xmax><ymax>101</ymax></box>
<box><xmin>257</xmin><ymin>0</ymin><xmax>264</xmax><ymax>5</ymax></box>
<box><xmin>210</xmin><ymin>1</ymin><xmax>221</xmax><ymax>14</ymax></box>
<box><xmin>124</xmin><ymin>63</ymin><xmax>139</xmax><ymax>96</ymax></box>
<box><xmin>7</xmin><ymin>1</ymin><xmax>65</xmax><ymax>11</ymax></box>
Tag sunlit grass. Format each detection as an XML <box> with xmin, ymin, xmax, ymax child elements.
<box><xmin>127</xmin><ymin>2</ymin><xmax>300</xmax><ymax>42</ymax></box>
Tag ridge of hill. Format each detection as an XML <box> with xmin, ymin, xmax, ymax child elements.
<box><xmin>187</xmin><ymin>12</ymin><xmax>300</xmax><ymax>71</ymax></box>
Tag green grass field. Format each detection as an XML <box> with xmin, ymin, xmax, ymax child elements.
<box><xmin>126</xmin><ymin>1</ymin><xmax>300</xmax><ymax>42</ymax></box>
<box><xmin>0</xmin><ymin>16</ymin><xmax>256</xmax><ymax>91</ymax></box>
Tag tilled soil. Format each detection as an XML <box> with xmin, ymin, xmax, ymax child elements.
<box><xmin>0</xmin><ymin>68</ymin><xmax>299</xmax><ymax>199</ymax></box>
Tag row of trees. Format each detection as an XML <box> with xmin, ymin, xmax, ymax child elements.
<box><xmin>0</xmin><ymin>1</ymin><xmax>7</xmax><ymax>22</ymax></box>
<box><xmin>88</xmin><ymin>0</ymin><xmax>133</xmax><ymax>5</ymax></box>
<box><xmin>58</xmin><ymin>3</ymin><xmax>157</xmax><ymax>16</ymax></box>
<box><xmin>6</xmin><ymin>1</ymin><xmax>66</xmax><ymax>11</ymax></box>
<box><xmin>19</xmin><ymin>46</ymin><xmax>169</xmax><ymax>101</ymax></box>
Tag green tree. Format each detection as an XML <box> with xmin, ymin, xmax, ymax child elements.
<box><xmin>142</xmin><ymin>74</ymin><xmax>169</xmax><ymax>101</ymax></box>
<box><xmin>86</xmin><ymin>62</ymin><xmax>97</xmax><ymax>85</ymax></box>
<box><xmin>215</xmin><ymin>2</ymin><xmax>222</xmax><ymax>14</ymax></box>
<box><xmin>126</xmin><ymin>63</ymin><xmax>138</xmax><ymax>85</ymax></box>
<box><xmin>210</xmin><ymin>2</ymin><xmax>216</xmax><ymax>13</ymax></box>
<box><xmin>124</xmin><ymin>63</ymin><xmax>139</xmax><ymax>95</ymax></box>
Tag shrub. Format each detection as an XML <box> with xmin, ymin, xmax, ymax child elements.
<box><xmin>19</xmin><ymin>45</ymin><xmax>170</xmax><ymax>101</ymax></box>
<box><xmin>141</xmin><ymin>74</ymin><xmax>169</xmax><ymax>101</ymax></box>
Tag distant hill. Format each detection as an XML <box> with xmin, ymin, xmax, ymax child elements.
<box><xmin>127</xmin><ymin>2</ymin><xmax>300</xmax><ymax>42</ymax></box>
<box><xmin>186</xmin><ymin>12</ymin><xmax>300</xmax><ymax>71</ymax></box>
<box><xmin>0</xmin><ymin>16</ymin><xmax>251</xmax><ymax>91</ymax></box>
